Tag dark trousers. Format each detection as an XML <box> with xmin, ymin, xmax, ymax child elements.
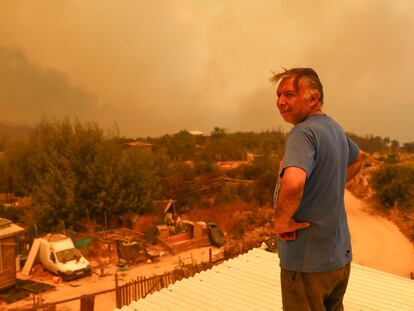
<box><xmin>280</xmin><ymin>264</ymin><xmax>351</xmax><ymax>311</ymax></box>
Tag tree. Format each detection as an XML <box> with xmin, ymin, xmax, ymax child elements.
<box><xmin>160</xmin><ymin>161</ymin><xmax>199</xmax><ymax>211</ymax></box>
<box><xmin>402</xmin><ymin>142</ymin><xmax>414</xmax><ymax>153</ymax></box>
<box><xmin>1</xmin><ymin>118</ymin><xmax>161</xmax><ymax>232</ymax></box>
<box><xmin>154</xmin><ymin>130</ymin><xmax>196</xmax><ymax>161</ymax></box>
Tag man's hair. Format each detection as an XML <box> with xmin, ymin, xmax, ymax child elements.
<box><xmin>270</xmin><ymin>67</ymin><xmax>324</xmax><ymax>105</ymax></box>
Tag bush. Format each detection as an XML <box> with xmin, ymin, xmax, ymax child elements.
<box><xmin>370</xmin><ymin>164</ymin><xmax>414</xmax><ymax>210</ymax></box>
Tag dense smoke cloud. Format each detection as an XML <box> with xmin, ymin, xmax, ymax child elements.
<box><xmin>0</xmin><ymin>46</ymin><xmax>101</xmax><ymax>122</ymax></box>
<box><xmin>0</xmin><ymin>1</ymin><xmax>413</xmax><ymax>141</ymax></box>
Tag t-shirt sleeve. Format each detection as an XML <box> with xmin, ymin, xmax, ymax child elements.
<box><xmin>282</xmin><ymin>128</ymin><xmax>315</xmax><ymax>177</ymax></box>
<box><xmin>347</xmin><ymin>136</ymin><xmax>360</xmax><ymax>164</ymax></box>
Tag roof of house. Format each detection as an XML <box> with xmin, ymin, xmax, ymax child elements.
<box><xmin>188</xmin><ymin>130</ymin><xmax>204</xmax><ymax>136</ymax></box>
<box><xmin>0</xmin><ymin>218</ymin><xmax>24</xmax><ymax>239</ymax></box>
<box><xmin>115</xmin><ymin>247</ymin><xmax>414</xmax><ymax>311</ymax></box>
<box><xmin>125</xmin><ymin>141</ymin><xmax>153</xmax><ymax>148</ymax></box>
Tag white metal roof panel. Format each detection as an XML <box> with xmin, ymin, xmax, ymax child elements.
<box><xmin>116</xmin><ymin>248</ymin><xmax>414</xmax><ymax>311</ymax></box>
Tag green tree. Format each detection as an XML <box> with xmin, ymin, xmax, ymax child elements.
<box><xmin>1</xmin><ymin>118</ymin><xmax>161</xmax><ymax>231</ymax></box>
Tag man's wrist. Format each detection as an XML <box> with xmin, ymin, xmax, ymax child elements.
<box><xmin>274</xmin><ymin>211</ymin><xmax>291</xmax><ymax>223</ymax></box>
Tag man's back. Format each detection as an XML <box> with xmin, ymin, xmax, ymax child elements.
<box><xmin>271</xmin><ymin>67</ymin><xmax>364</xmax><ymax>311</ymax></box>
<box><xmin>277</xmin><ymin>114</ymin><xmax>359</xmax><ymax>272</ymax></box>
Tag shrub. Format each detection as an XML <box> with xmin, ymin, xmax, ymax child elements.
<box><xmin>370</xmin><ymin>164</ymin><xmax>414</xmax><ymax>210</ymax></box>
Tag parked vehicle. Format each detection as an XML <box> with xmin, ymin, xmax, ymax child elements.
<box><xmin>38</xmin><ymin>234</ymin><xmax>91</xmax><ymax>281</ymax></box>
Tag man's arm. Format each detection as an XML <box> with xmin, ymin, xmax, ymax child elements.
<box><xmin>346</xmin><ymin>150</ymin><xmax>366</xmax><ymax>182</ymax></box>
<box><xmin>274</xmin><ymin>167</ymin><xmax>310</xmax><ymax>240</ymax></box>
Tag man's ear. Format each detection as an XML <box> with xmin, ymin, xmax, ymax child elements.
<box><xmin>308</xmin><ymin>91</ymin><xmax>321</xmax><ymax>107</ymax></box>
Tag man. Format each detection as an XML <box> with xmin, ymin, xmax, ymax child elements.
<box><xmin>271</xmin><ymin>67</ymin><xmax>365</xmax><ymax>311</ymax></box>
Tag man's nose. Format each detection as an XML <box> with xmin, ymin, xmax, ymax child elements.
<box><xmin>277</xmin><ymin>96</ymin><xmax>285</xmax><ymax>107</ymax></box>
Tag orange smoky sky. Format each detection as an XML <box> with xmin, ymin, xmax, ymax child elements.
<box><xmin>0</xmin><ymin>1</ymin><xmax>413</xmax><ymax>142</ymax></box>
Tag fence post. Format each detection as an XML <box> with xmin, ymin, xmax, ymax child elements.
<box><xmin>115</xmin><ymin>273</ymin><xmax>121</xmax><ymax>308</ymax></box>
<box><xmin>160</xmin><ymin>275</ymin><xmax>165</xmax><ymax>289</ymax></box>
<box><xmin>80</xmin><ymin>295</ymin><xmax>95</xmax><ymax>311</ymax></box>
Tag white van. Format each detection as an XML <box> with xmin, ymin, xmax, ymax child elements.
<box><xmin>38</xmin><ymin>234</ymin><xmax>91</xmax><ymax>281</ymax></box>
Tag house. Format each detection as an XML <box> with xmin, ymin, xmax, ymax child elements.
<box><xmin>188</xmin><ymin>130</ymin><xmax>204</xmax><ymax>136</ymax></box>
<box><xmin>115</xmin><ymin>247</ymin><xmax>414</xmax><ymax>311</ymax></box>
<box><xmin>0</xmin><ymin>218</ymin><xmax>24</xmax><ymax>290</ymax></box>
<box><xmin>125</xmin><ymin>141</ymin><xmax>153</xmax><ymax>149</ymax></box>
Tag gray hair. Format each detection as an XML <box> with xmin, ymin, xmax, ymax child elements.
<box><xmin>270</xmin><ymin>67</ymin><xmax>324</xmax><ymax>105</ymax></box>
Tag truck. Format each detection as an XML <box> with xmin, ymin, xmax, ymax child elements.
<box><xmin>38</xmin><ymin>234</ymin><xmax>91</xmax><ymax>281</ymax></box>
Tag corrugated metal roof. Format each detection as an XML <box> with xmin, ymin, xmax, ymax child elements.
<box><xmin>116</xmin><ymin>248</ymin><xmax>414</xmax><ymax>311</ymax></box>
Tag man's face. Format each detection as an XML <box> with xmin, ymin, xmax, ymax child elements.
<box><xmin>276</xmin><ymin>76</ymin><xmax>314</xmax><ymax>125</ymax></box>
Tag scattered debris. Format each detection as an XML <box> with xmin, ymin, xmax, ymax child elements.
<box><xmin>93</xmin><ymin>228</ymin><xmax>143</xmax><ymax>244</ymax></box>
<box><xmin>0</xmin><ymin>279</ymin><xmax>55</xmax><ymax>304</ymax></box>
<box><xmin>157</xmin><ymin>221</ymin><xmax>210</xmax><ymax>254</ymax></box>
<box><xmin>16</xmin><ymin>279</ymin><xmax>55</xmax><ymax>294</ymax></box>
<box><xmin>117</xmin><ymin>240</ymin><xmax>147</xmax><ymax>265</ymax></box>
<box><xmin>22</xmin><ymin>238</ymin><xmax>40</xmax><ymax>275</ymax></box>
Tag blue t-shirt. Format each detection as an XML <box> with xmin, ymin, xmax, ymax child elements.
<box><xmin>275</xmin><ymin>114</ymin><xmax>359</xmax><ymax>272</ymax></box>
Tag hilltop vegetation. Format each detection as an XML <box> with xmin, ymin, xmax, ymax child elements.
<box><xmin>0</xmin><ymin>119</ymin><xmax>413</xmax><ymax>243</ymax></box>
<box><xmin>0</xmin><ymin>120</ymin><xmax>285</xmax><ymax>233</ymax></box>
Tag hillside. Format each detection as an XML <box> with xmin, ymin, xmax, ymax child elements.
<box><xmin>0</xmin><ymin>121</ymin><xmax>413</xmax><ymax>278</ymax></box>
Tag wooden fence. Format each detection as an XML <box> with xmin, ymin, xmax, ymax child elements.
<box><xmin>115</xmin><ymin>262</ymin><xmax>213</xmax><ymax>308</ymax></box>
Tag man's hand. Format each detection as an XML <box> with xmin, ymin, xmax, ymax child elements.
<box><xmin>278</xmin><ymin>232</ymin><xmax>297</xmax><ymax>241</ymax></box>
<box><xmin>274</xmin><ymin>218</ymin><xmax>310</xmax><ymax>241</ymax></box>
<box><xmin>346</xmin><ymin>150</ymin><xmax>366</xmax><ymax>182</ymax></box>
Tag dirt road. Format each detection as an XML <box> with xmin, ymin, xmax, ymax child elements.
<box><xmin>345</xmin><ymin>190</ymin><xmax>414</xmax><ymax>278</ymax></box>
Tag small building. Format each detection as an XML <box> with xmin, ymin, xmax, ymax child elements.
<box><xmin>0</xmin><ymin>218</ymin><xmax>24</xmax><ymax>290</ymax></box>
<box><xmin>188</xmin><ymin>130</ymin><xmax>204</xmax><ymax>136</ymax></box>
<box><xmin>124</xmin><ymin>141</ymin><xmax>153</xmax><ymax>149</ymax></box>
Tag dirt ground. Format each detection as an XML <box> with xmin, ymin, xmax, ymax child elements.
<box><xmin>4</xmin><ymin>190</ymin><xmax>414</xmax><ymax>311</ymax></box>
<box><xmin>4</xmin><ymin>246</ymin><xmax>220</xmax><ymax>311</ymax></box>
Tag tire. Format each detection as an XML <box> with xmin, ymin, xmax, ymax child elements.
<box><xmin>208</xmin><ymin>223</ymin><xmax>225</xmax><ymax>247</ymax></box>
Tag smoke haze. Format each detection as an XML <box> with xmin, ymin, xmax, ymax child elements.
<box><xmin>0</xmin><ymin>1</ymin><xmax>413</xmax><ymax>141</ymax></box>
